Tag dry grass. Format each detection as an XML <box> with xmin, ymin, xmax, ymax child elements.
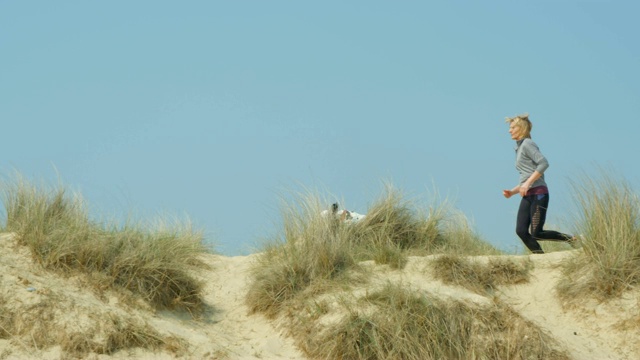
<box><xmin>246</xmin><ymin>191</ymin><xmax>356</xmax><ymax>318</ymax></box>
<box><xmin>246</xmin><ymin>185</ymin><xmax>502</xmax><ymax>319</ymax></box>
<box><xmin>540</xmin><ymin>240</ymin><xmax>574</xmax><ymax>253</ymax></box>
<box><xmin>432</xmin><ymin>255</ymin><xmax>531</xmax><ymax>294</ymax></box>
<box><xmin>2</xmin><ymin>299</ymin><xmax>183</xmax><ymax>357</ymax></box>
<box><xmin>1</xmin><ymin>175</ymin><xmax>207</xmax><ymax>312</ymax></box>
<box><xmin>0</xmin><ymin>243</ymin><xmax>188</xmax><ymax>359</ymax></box>
<box><xmin>558</xmin><ymin>172</ymin><xmax>640</xmax><ymax>302</ymax></box>
<box><xmin>432</xmin><ymin>209</ymin><xmax>504</xmax><ymax>256</ymax></box>
<box><xmin>245</xmin><ymin>184</ymin><xmax>557</xmax><ymax>359</ymax></box>
<box><xmin>58</xmin><ymin>314</ymin><xmax>172</xmax><ymax>356</ymax></box>
<box><xmin>349</xmin><ymin>185</ymin><xmax>443</xmax><ymax>251</ymax></box>
<box><xmin>303</xmin><ymin>283</ymin><xmax>569</xmax><ymax>360</ymax></box>
<box><xmin>244</xmin><ymin>184</ymin><xmax>566</xmax><ymax>359</ymax></box>
<box><xmin>613</xmin><ymin>302</ymin><xmax>640</xmax><ymax>338</ymax></box>
<box><xmin>0</xmin><ymin>295</ymin><xmax>12</xmax><ymax>340</ymax></box>
<box><xmin>352</xmin><ymin>185</ymin><xmax>502</xmax><ymax>259</ymax></box>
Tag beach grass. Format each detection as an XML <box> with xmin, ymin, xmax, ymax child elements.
<box><xmin>303</xmin><ymin>283</ymin><xmax>569</xmax><ymax>360</ymax></box>
<box><xmin>557</xmin><ymin>172</ymin><xmax>640</xmax><ymax>302</ymax></box>
<box><xmin>0</xmin><ymin>283</ymin><xmax>187</xmax><ymax>357</ymax></box>
<box><xmin>432</xmin><ymin>254</ymin><xmax>531</xmax><ymax>294</ymax></box>
<box><xmin>244</xmin><ymin>184</ymin><xmax>542</xmax><ymax>359</ymax></box>
<box><xmin>540</xmin><ymin>240</ymin><xmax>575</xmax><ymax>253</ymax></box>
<box><xmin>0</xmin><ymin>295</ymin><xmax>11</xmax><ymax>340</ymax></box>
<box><xmin>1</xmin><ymin>174</ymin><xmax>207</xmax><ymax>312</ymax></box>
<box><xmin>246</xmin><ymin>190</ymin><xmax>357</xmax><ymax>318</ymax></box>
<box><xmin>246</xmin><ymin>185</ymin><xmax>502</xmax><ymax>319</ymax></box>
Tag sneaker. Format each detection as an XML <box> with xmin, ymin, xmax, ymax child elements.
<box><xmin>568</xmin><ymin>234</ymin><xmax>583</xmax><ymax>249</ymax></box>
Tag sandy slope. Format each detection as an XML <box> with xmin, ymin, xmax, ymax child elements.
<box><xmin>0</xmin><ymin>234</ymin><xmax>303</xmax><ymax>360</ymax></box>
<box><xmin>1</xmin><ymin>233</ymin><xmax>638</xmax><ymax>359</ymax></box>
<box><xmin>189</xmin><ymin>254</ymin><xmax>304</xmax><ymax>359</ymax></box>
<box><xmin>497</xmin><ymin>252</ymin><xmax>640</xmax><ymax>360</ymax></box>
<box><xmin>356</xmin><ymin>253</ymin><xmax>639</xmax><ymax>360</ymax></box>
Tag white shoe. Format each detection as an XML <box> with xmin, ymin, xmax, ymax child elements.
<box><xmin>568</xmin><ymin>234</ymin><xmax>583</xmax><ymax>248</ymax></box>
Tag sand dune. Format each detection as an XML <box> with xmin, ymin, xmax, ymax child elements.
<box><xmin>1</xmin><ymin>233</ymin><xmax>638</xmax><ymax>359</ymax></box>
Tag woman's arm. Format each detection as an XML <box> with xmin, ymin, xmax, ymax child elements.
<box><xmin>503</xmin><ymin>185</ymin><xmax>521</xmax><ymax>198</ymax></box>
<box><xmin>517</xmin><ymin>140</ymin><xmax>547</xmax><ymax>196</ymax></box>
<box><xmin>518</xmin><ymin>171</ymin><xmax>543</xmax><ymax>196</ymax></box>
<box><xmin>524</xmin><ymin>139</ymin><xmax>549</xmax><ymax>174</ymax></box>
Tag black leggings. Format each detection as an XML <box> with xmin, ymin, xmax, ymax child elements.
<box><xmin>516</xmin><ymin>193</ymin><xmax>572</xmax><ymax>253</ymax></box>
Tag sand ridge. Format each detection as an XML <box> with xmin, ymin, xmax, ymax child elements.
<box><xmin>1</xmin><ymin>233</ymin><xmax>638</xmax><ymax>359</ymax></box>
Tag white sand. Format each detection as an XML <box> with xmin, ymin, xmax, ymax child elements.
<box><xmin>1</xmin><ymin>233</ymin><xmax>638</xmax><ymax>359</ymax></box>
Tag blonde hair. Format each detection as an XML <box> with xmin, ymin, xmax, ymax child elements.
<box><xmin>505</xmin><ymin>113</ymin><xmax>532</xmax><ymax>139</ymax></box>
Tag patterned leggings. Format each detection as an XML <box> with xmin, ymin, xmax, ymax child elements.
<box><xmin>516</xmin><ymin>193</ymin><xmax>572</xmax><ymax>253</ymax></box>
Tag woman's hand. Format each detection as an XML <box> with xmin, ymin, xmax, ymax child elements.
<box><xmin>503</xmin><ymin>185</ymin><xmax>522</xmax><ymax>198</ymax></box>
<box><xmin>503</xmin><ymin>189</ymin><xmax>515</xmax><ymax>198</ymax></box>
<box><xmin>519</xmin><ymin>172</ymin><xmax>541</xmax><ymax>197</ymax></box>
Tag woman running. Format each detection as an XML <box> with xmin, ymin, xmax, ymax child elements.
<box><xmin>502</xmin><ymin>114</ymin><xmax>575</xmax><ymax>253</ymax></box>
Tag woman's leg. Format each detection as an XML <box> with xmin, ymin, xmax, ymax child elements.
<box><xmin>529</xmin><ymin>194</ymin><xmax>573</xmax><ymax>241</ymax></box>
<box><xmin>516</xmin><ymin>196</ymin><xmax>544</xmax><ymax>253</ymax></box>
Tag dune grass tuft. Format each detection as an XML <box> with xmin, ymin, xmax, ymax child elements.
<box><xmin>247</xmin><ymin>184</ymin><xmax>502</xmax><ymax>319</ymax></box>
<box><xmin>58</xmin><ymin>315</ymin><xmax>175</xmax><ymax>356</ymax></box>
<box><xmin>0</xmin><ymin>295</ymin><xmax>12</xmax><ymax>340</ymax></box>
<box><xmin>540</xmin><ymin>241</ymin><xmax>575</xmax><ymax>253</ymax></box>
<box><xmin>1</xmin><ymin>175</ymin><xmax>207</xmax><ymax>312</ymax></box>
<box><xmin>100</xmin><ymin>315</ymin><xmax>178</xmax><ymax>355</ymax></box>
<box><xmin>434</xmin><ymin>209</ymin><xmax>504</xmax><ymax>256</ymax></box>
<box><xmin>246</xmin><ymin>191</ymin><xmax>356</xmax><ymax>318</ymax></box>
<box><xmin>351</xmin><ymin>184</ymin><xmax>502</xmax><ymax>259</ymax></box>
<box><xmin>304</xmin><ymin>283</ymin><xmax>568</xmax><ymax>360</ymax></box>
<box><xmin>558</xmin><ymin>172</ymin><xmax>640</xmax><ymax>302</ymax></box>
<box><xmin>432</xmin><ymin>255</ymin><xmax>531</xmax><ymax>294</ymax></box>
<box><xmin>350</xmin><ymin>185</ymin><xmax>442</xmax><ymax>251</ymax></box>
<box><xmin>0</xmin><ymin>285</ymin><xmax>186</xmax><ymax>357</ymax></box>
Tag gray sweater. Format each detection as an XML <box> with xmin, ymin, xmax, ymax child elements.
<box><xmin>515</xmin><ymin>138</ymin><xmax>549</xmax><ymax>188</ymax></box>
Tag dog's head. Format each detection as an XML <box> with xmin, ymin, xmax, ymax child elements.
<box><xmin>331</xmin><ymin>203</ymin><xmax>339</xmax><ymax>213</ymax></box>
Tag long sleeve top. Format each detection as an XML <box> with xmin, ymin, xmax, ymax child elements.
<box><xmin>515</xmin><ymin>138</ymin><xmax>549</xmax><ymax>188</ymax></box>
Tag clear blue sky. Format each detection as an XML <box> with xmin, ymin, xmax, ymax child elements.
<box><xmin>2</xmin><ymin>1</ymin><xmax>639</xmax><ymax>255</ymax></box>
